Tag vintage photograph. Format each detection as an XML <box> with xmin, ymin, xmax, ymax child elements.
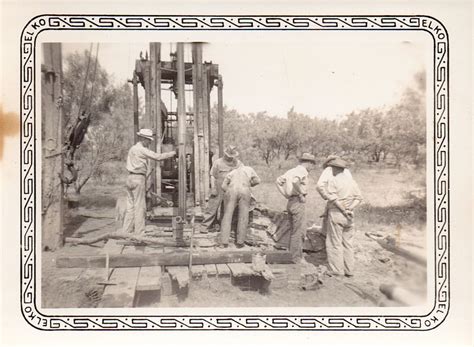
<box><xmin>40</xmin><ymin>39</ymin><xmax>428</xmax><ymax>309</ymax></box>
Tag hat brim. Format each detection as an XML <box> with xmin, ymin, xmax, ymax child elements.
<box><xmin>224</xmin><ymin>151</ymin><xmax>239</xmax><ymax>158</ymax></box>
<box><xmin>137</xmin><ymin>132</ymin><xmax>154</xmax><ymax>141</ymax></box>
<box><xmin>328</xmin><ymin>161</ymin><xmax>347</xmax><ymax>169</ymax></box>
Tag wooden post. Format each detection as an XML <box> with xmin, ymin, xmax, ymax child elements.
<box><xmin>150</xmin><ymin>43</ymin><xmax>162</xmax><ymax>195</ymax></box>
<box><xmin>217</xmin><ymin>75</ymin><xmax>224</xmax><ymax>157</ymax></box>
<box><xmin>191</xmin><ymin>48</ymin><xmax>201</xmax><ymax>206</ymax></box>
<box><xmin>193</xmin><ymin>44</ymin><xmax>206</xmax><ymax>207</ymax></box>
<box><xmin>131</xmin><ymin>71</ymin><xmax>139</xmax><ymax>143</ymax></box>
<box><xmin>41</xmin><ymin>43</ymin><xmax>64</xmax><ymax>250</ymax></box>
<box><xmin>176</xmin><ymin>43</ymin><xmax>187</xmax><ymax>227</ymax></box>
<box><xmin>202</xmin><ymin>64</ymin><xmax>210</xmax><ymax>202</ymax></box>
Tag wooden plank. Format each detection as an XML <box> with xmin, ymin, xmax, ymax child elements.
<box><xmin>136</xmin><ymin>266</ymin><xmax>162</xmax><ymax>291</ymax></box>
<box><xmin>227</xmin><ymin>263</ymin><xmax>255</xmax><ymax>277</ymax></box>
<box><xmin>56</xmin><ymin>250</ymin><xmax>293</xmax><ymax>268</ymax></box>
<box><xmin>98</xmin><ymin>267</ymin><xmax>140</xmax><ymax>308</ymax></box>
<box><xmin>204</xmin><ymin>264</ymin><xmax>217</xmax><ymax>277</ymax></box>
<box><xmin>99</xmin><ymin>244</ymin><xmax>140</xmax><ymax>307</ymax></box>
<box><xmin>102</xmin><ymin>239</ymin><xmax>124</xmax><ymax>254</ymax></box>
<box><xmin>161</xmin><ymin>272</ymin><xmax>172</xmax><ymax>296</ymax></box>
<box><xmin>166</xmin><ymin>266</ymin><xmax>189</xmax><ymax>289</ymax></box>
<box><xmin>216</xmin><ymin>264</ymin><xmax>231</xmax><ymax>277</ymax></box>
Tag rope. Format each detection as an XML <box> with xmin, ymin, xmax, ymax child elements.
<box><xmin>86</xmin><ymin>43</ymin><xmax>100</xmax><ymax>113</ymax></box>
<box><xmin>77</xmin><ymin>43</ymin><xmax>93</xmax><ymax>119</ymax></box>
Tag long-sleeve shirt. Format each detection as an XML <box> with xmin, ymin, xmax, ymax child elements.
<box><xmin>316</xmin><ymin>167</ymin><xmax>353</xmax><ymax>201</ymax></box>
<box><xmin>126</xmin><ymin>142</ymin><xmax>175</xmax><ymax>175</ymax></box>
<box><xmin>276</xmin><ymin>165</ymin><xmax>309</xmax><ymax>198</ymax></box>
<box><xmin>323</xmin><ymin>173</ymin><xmax>363</xmax><ymax>210</ymax></box>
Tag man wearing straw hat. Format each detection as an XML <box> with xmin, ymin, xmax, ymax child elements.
<box><xmin>318</xmin><ymin>158</ymin><xmax>363</xmax><ymax>277</ymax></box>
<box><xmin>276</xmin><ymin>153</ymin><xmax>316</xmax><ymax>264</ymax></box>
<box><xmin>122</xmin><ymin>128</ymin><xmax>176</xmax><ymax>234</ymax></box>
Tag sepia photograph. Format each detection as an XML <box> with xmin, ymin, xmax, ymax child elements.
<box><xmin>40</xmin><ymin>38</ymin><xmax>428</xmax><ymax>309</ymax></box>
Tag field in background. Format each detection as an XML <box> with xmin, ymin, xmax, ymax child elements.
<box><xmin>251</xmin><ymin>160</ymin><xmax>426</xmax><ymax>229</ymax></box>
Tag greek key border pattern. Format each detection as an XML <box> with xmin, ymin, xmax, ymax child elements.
<box><xmin>20</xmin><ymin>15</ymin><xmax>449</xmax><ymax>331</ymax></box>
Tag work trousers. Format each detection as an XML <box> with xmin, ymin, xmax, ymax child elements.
<box><xmin>202</xmin><ymin>177</ymin><xmax>225</xmax><ymax>229</ymax></box>
<box><xmin>324</xmin><ymin>209</ymin><xmax>355</xmax><ymax>276</ymax></box>
<box><xmin>122</xmin><ymin>174</ymin><xmax>146</xmax><ymax>234</ymax></box>
<box><xmin>287</xmin><ymin>196</ymin><xmax>306</xmax><ymax>263</ymax></box>
<box><xmin>220</xmin><ymin>188</ymin><xmax>251</xmax><ymax>245</ymax></box>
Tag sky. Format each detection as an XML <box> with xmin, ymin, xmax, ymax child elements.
<box><xmin>61</xmin><ymin>39</ymin><xmax>427</xmax><ymax>120</ymax></box>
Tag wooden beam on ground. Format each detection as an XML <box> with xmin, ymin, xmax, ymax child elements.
<box><xmin>204</xmin><ymin>264</ymin><xmax>217</xmax><ymax>277</ymax></box>
<box><xmin>98</xmin><ymin>267</ymin><xmax>140</xmax><ymax>307</ymax></box>
<box><xmin>216</xmin><ymin>264</ymin><xmax>231</xmax><ymax>277</ymax></box>
<box><xmin>136</xmin><ymin>266</ymin><xmax>162</xmax><ymax>291</ymax></box>
<box><xmin>99</xmin><ymin>246</ymin><xmax>140</xmax><ymax>307</ymax></box>
<box><xmin>56</xmin><ymin>250</ymin><xmax>293</xmax><ymax>268</ymax></box>
<box><xmin>227</xmin><ymin>263</ymin><xmax>255</xmax><ymax>277</ymax></box>
<box><xmin>166</xmin><ymin>266</ymin><xmax>189</xmax><ymax>289</ymax></box>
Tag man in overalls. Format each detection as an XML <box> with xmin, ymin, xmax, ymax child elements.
<box><xmin>203</xmin><ymin>145</ymin><xmax>242</xmax><ymax>231</ymax></box>
<box><xmin>219</xmin><ymin>165</ymin><xmax>261</xmax><ymax>248</ymax></box>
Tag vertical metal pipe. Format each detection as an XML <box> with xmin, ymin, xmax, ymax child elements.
<box><xmin>202</xmin><ymin>64</ymin><xmax>210</xmax><ymax>202</ymax></box>
<box><xmin>150</xmin><ymin>42</ymin><xmax>162</xmax><ymax>195</ymax></box>
<box><xmin>191</xmin><ymin>46</ymin><xmax>201</xmax><ymax>206</ymax></box>
<box><xmin>217</xmin><ymin>75</ymin><xmax>224</xmax><ymax>157</ymax></box>
<box><xmin>132</xmin><ymin>71</ymin><xmax>139</xmax><ymax>143</ymax></box>
<box><xmin>194</xmin><ymin>44</ymin><xmax>206</xmax><ymax>207</ymax></box>
<box><xmin>176</xmin><ymin>43</ymin><xmax>187</xmax><ymax>222</ymax></box>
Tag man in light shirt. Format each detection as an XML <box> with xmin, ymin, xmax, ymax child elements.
<box><xmin>316</xmin><ymin>155</ymin><xmax>353</xmax><ymax>200</ymax></box>
<box><xmin>317</xmin><ymin>158</ymin><xmax>363</xmax><ymax>277</ymax></box>
<box><xmin>122</xmin><ymin>128</ymin><xmax>176</xmax><ymax>234</ymax></box>
<box><xmin>219</xmin><ymin>165</ymin><xmax>260</xmax><ymax>248</ymax></box>
<box><xmin>276</xmin><ymin>153</ymin><xmax>316</xmax><ymax>263</ymax></box>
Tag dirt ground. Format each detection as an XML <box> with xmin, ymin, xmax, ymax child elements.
<box><xmin>42</xmin><ymin>165</ymin><xmax>427</xmax><ymax>308</ymax></box>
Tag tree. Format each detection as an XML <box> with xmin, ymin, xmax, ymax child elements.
<box><xmin>62</xmin><ymin>50</ymin><xmax>134</xmax><ymax>193</ymax></box>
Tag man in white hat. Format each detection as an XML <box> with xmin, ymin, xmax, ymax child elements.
<box><xmin>317</xmin><ymin>158</ymin><xmax>363</xmax><ymax>277</ymax></box>
<box><xmin>203</xmin><ymin>145</ymin><xmax>243</xmax><ymax>230</ymax></box>
<box><xmin>276</xmin><ymin>153</ymin><xmax>316</xmax><ymax>263</ymax></box>
<box><xmin>122</xmin><ymin>128</ymin><xmax>176</xmax><ymax>234</ymax></box>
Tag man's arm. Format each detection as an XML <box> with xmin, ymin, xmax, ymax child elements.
<box><xmin>141</xmin><ymin>147</ymin><xmax>176</xmax><ymax>161</ymax></box>
<box><xmin>221</xmin><ymin>173</ymin><xmax>231</xmax><ymax>192</ymax></box>
<box><xmin>316</xmin><ymin>167</ymin><xmax>332</xmax><ymax>200</ymax></box>
<box><xmin>249</xmin><ymin>168</ymin><xmax>261</xmax><ymax>187</ymax></box>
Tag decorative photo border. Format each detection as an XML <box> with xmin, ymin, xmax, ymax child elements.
<box><xmin>20</xmin><ymin>15</ymin><xmax>449</xmax><ymax>331</ymax></box>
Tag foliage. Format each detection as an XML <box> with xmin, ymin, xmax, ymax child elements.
<box><xmin>211</xmin><ymin>70</ymin><xmax>426</xmax><ymax>167</ymax></box>
<box><xmin>62</xmin><ymin>50</ymin><xmax>134</xmax><ymax>193</ymax></box>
